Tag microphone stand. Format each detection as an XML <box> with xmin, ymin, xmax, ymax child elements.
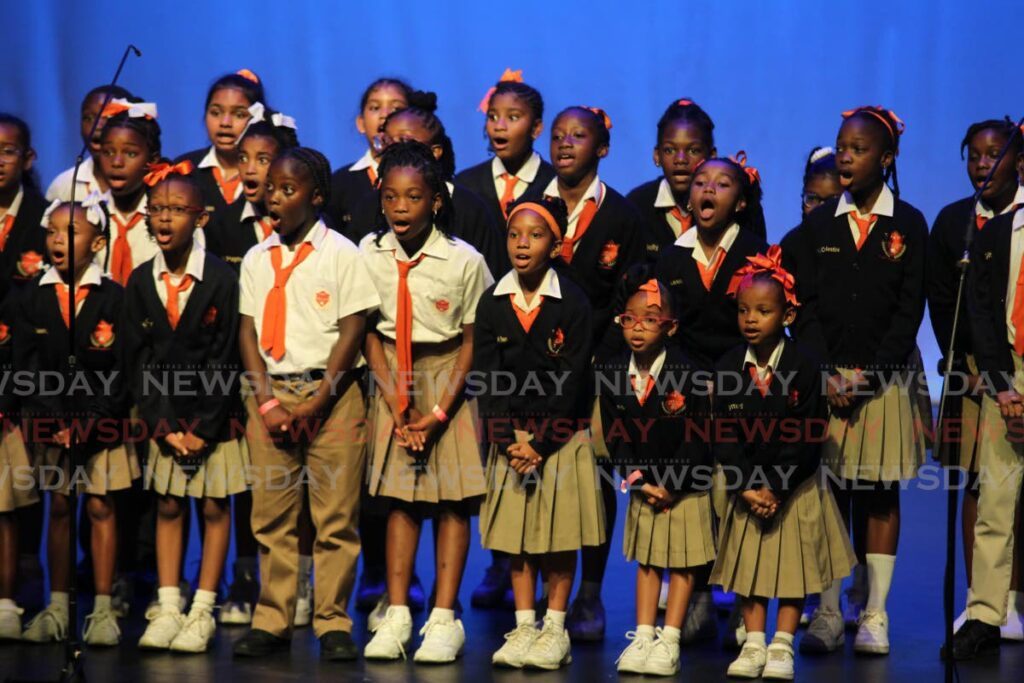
<box><xmin>7</xmin><ymin>44</ymin><xmax>141</xmax><ymax>683</ymax></box>
<box><xmin>937</xmin><ymin>113</ymin><xmax>1024</xmax><ymax>682</ymax></box>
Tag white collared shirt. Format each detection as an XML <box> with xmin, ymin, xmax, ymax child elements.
<box><xmin>0</xmin><ymin>186</ymin><xmax>24</xmax><ymax>223</ymax></box>
<box><xmin>240</xmin><ymin>201</ymin><xmax>271</xmax><ymax>243</ymax></box>
<box><xmin>240</xmin><ymin>219</ymin><xmax>380</xmax><ymax>374</ymax></box>
<box><xmin>99</xmin><ymin>193</ymin><xmax>159</xmax><ymax>276</ymax></box>
<box><xmin>743</xmin><ymin>337</ymin><xmax>786</xmax><ymax>381</ymax></box>
<box><xmin>543</xmin><ymin>175</ymin><xmax>606</xmax><ymax>244</ymax></box>
<box><xmin>978</xmin><ymin>183</ymin><xmax>1024</xmax><ymax>219</ymax></box>
<box><xmin>349</xmin><ymin>148</ymin><xmax>378</xmax><ymax>174</ymax></box>
<box><xmin>492</xmin><ymin>267</ymin><xmax>561</xmax><ymax>313</ymax></box>
<box><xmin>198</xmin><ymin>146</ymin><xmax>243</xmax><ymax>204</ymax></box>
<box><xmin>654</xmin><ymin>178</ymin><xmax>689</xmax><ymax>238</ymax></box>
<box><xmin>359</xmin><ymin>227</ymin><xmax>494</xmax><ymax>343</ymax></box>
<box><xmin>46</xmin><ymin>157</ymin><xmax>102</xmax><ymax>202</ymax></box>
<box><xmin>1006</xmin><ymin>208</ymin><xmax>1024</xmax><ymax>347</ymax></box>
<box><xmin>492</xmin><ymin>152</ymin><xmax>542</xmax><ymax>204</ymax></box>
<box><xmin>628</xmin><ymin>347</ymin><xmax>667</xmax><ymax>401</ymax></box>
<box><xmin>151</xmin><ymin>242</ymin><xmax>206</xmax><ymax>311</ymax></box>
<box><xmin>675</xmin><ymin>222</ymin><xmax>741</xmax><ymax>268</ymax></box>
<box><xmin>835</xmin><ymin>184</ymin><xmax>895</xmax><ymax>245</ymax></box>
<box><xmin>40</xmin><ymin>262</ymin><xmax>105</xmax><ymax>315</ymax></box>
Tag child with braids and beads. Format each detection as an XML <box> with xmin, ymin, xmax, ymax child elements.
<box><xmin>783</xmin><ymin>106</ymin><xmax>929</xmax><ymax>657</ymax></box>
<box><xmin>233</xmin><ymin>147</ymin><xmax>379</xmax><ymax>662</ymax></box>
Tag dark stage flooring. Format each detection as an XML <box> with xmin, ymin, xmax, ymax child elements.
<box><xmin>2</xmin><ymin>484</ymin><xmax>1022</xmax><ymax>682</ymax></box>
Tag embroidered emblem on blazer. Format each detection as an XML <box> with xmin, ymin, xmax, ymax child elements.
<box><xmin>547</xmin><ymin>327</ymin><xmax>565</xmax><ymax>355</ymax></box>
<box><xmin>0</xmin><ymin>321</ymin><xmax>9</xmax><ymax>345</ymax></box>
<box><xmin>202</xmin><ymin>306</ymin><xmax>218</xmax><ymax>326</ymax></box>
<box><xmin>599</xmin><ymin>241</ymin><xmax>620</xmax><ymax>269</ymax></box>
<box><xmin>882</xmin><ymin>230</ymin><xmax>906</xmax><ymax>261</ymax></box>
<box><xmin>662</xmin><ymin>391</ymin><xmax>686</xmax><ymax>415</ymax></box>
<box><xmin>16</xmin><ymin>251</ymin><xmax>43</xmax><ymax>278</ymax></box>
<box><xmin>91</xmin><ymin>320</ymin><xmax>115</xmax><ymax>348</ymax></box>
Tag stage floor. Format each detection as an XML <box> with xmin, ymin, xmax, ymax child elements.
<box><xmin>2</xmin><ymin>485</ymin><xmax>1021</xmax><ymax>682</ymax></box>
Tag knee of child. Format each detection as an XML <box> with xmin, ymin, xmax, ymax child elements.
<box><xmin>156</xmin><ymin>495</ymin><xmax>183</xmax><ymax>520</ymax></box>
<box><xmin>86</xmin><ymin>495</ymin><xmax>114</xmax><ymax>523</ymax></box>
<box><xmin>202</xmin><ymin>497</ymin><xmax>228</xmax><ymax>525</ymax></box>
<box><xmin>49</xmin><ymin>493</ymin><xmax>71</xmax><ymax>518</ymax></box>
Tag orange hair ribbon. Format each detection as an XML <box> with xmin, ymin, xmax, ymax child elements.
<box><xmin>143</xmin><ymin>160</ymin><xmax>195</xmax><ymax>187</ymax></box>
<box><xmin>638</xmin><ymin>279</ymin><xmax>662</xmax><ymax>308</ymax></box>
<box><xmin>507</xmin><ymin>202</ymin><xmax>562</xmax><ymax>241</ymax></box>
<box><xmin>582</xmin><ymin>106</ymin><xmax>612</xmax><ymax>130</ymax></box>
<box><xmin>236</xmin><ymin>69</ymin><xmax>260</xmax><ymax>84</ymax></box>
<box><xmin>100</xmin><ymin>98</ymin><xmax>158</xmax><ymax>120</ymax></box>
<box><xmin>677</xmin><ymin>99</ymin><xmax>694</xmax><ymax>107</ymax></box>
<box><xmin>729</xmin><ymin>151</ymin><xmax>761</xmax><ymax>186</ymax></box>
<box><xmin>841</xmin><ymin>105</ymin><xmax>905</xmax><ymax>142</ymax></box>
<box><xmin>478</xmin><ymin>68</ymin><xmax>524</xmax><ymax>113</ymax></box>
<box><xmin>726</xmin><ymin>244</ymin><xmax>799</xmax><ymax>307</ymax></box>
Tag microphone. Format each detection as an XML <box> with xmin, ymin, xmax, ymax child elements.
<box><xmin>130</xmin><ymin>44</ymin><xmax>142</xmax><ymax>57</ymax></box>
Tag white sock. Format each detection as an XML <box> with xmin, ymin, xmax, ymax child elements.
<box><xmin>50</xmin><ymin>591</ymin><xmax>69</xmax><ymax>612</ymax></box>
<box><xmin>579</xmin><ymin>580</ymin><xmax>601</xmax><ymax>600</ymax></box>
<box><xmin>298</xmin><ymin>554</ymin><xmax>313</xmax><ymax>579</ymax></box>
<box><xmin>158</xmin><ymin>586</ymin><xmax>182</xmax><ymax>612</ymax></box>
<box><xmin>429</xmin><ymin>607</ymin><xmax>455</xmax><ymax>623</ymax></box>
<box><xmin>389</xmin><ymin>604</ymin><xmax>412</xmax><ymax>621</ymax></box>
<box><xmin>515</xmin><ymin>609</ymin><xmax>536</xmax><ymax>627</ymax></box>
<box><xmin>93</xmin><ymin>594</ymin><xmax>112</xmax><ymax>612</ymax></box>
<box><xmin>746</xmin><ymin>630</ymin><xmax>766</xmax><ymax>647</ymax></box>
<box><xmin>660</xmin><ymin>625</ymin><xmax>681</xmax><ymax>644</ymax></box>
<box><xmin>546</xmin><ymin>609</ymin><xmax>566</xmax><ymax>629</ymax></box>
<box><xmin>1009</xmin><ymin>590</ymin><xmax>1022</xmax><ymax>614</ymax></box>
<box><xmin>190</xmin><ymin>589</ymin><xmax>217</xmax><ymax>615</ymax></box>
<box><xmin>772</xmin><ymin>631</ymin><xmax>795</xmax><ymax>647</ymax></box>
<box><xmin>636</xmin><ymin>624</ymin><xmax>656</xmax><ymax>639</ymax></box>
<box><xmin>820</xmin><ymin>579</ymin><xmax>843</xmax><ymax>612</ymax></box>
<box><xmin>865</xmin><ymin>553</ymin><xmax>895</xmax><ymax>612</ymax></box>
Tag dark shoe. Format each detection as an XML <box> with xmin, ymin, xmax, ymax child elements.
<box><xmin>566</xmin><ymin>594</ymin><xmax>605</xmax><ymax>642</ymax></box>
<box><xmin>233</xmin><ymin>628</ymin><xmax>290</xmax><ymax>657</ymax></box>
<box><xmin>355</xmin><ymin>567</ymin><xmax>386</xmax><ymax>612</ymax></box>
<box><xmin>409</xmin><ymin>574</ymin><xmax>426</xmax><ymax>612</ymax></box>
<box><xmin>942</xmin><ymin>619</ymin><xmax>1000</xmax><ymax>661</ymax></box>
<box><xmin>470</xmin><ymin>559</ymin><xmax>512</xmax><ymax>609</ymax></box>
<box><xmin>320</xmin><ymin>630</ymin><xmax>359</xmax><ymax>661</ymax></box>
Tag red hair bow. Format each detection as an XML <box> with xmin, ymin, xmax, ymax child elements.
<box><xmin>478</xmin><ymin>67</ymin><xmax>524</xmax><ymax>113</ymax></box>
<box><xmin>729</xmin><ymin>151</ymin><xmax>761</xmax><ymax>186</ymax></box>
<box><xmin>677</xmin><ymin>99</ymin><xmax>694</xmax><ymax>107</ymax></box>
<box><xmin>841</xmin><ymin>105</ymin><xmax>905</xmax><ymax>141</ymax></box>
<box><xmin>638</xmin><ymin>279</ymin><xmax>662</xmax><ymax>308</ymax></box>
<box><xmin>582</xmin><ymin>106</ymin><xmax>613</xmax><ymax>130</ymax></box>
<box><xmin>726</xmin><ymin>245</ymin><xmax>799</xmax><ymax>307</ymax></box>
<box><xmin>236</xmin><ymin>68</ymin><xmax>260</xmax><ymax>84</ymax></box>
<box><xmin>143</xmin><ymin>160</ymin><xmax>194</xmax><ymax>187</ymax></box>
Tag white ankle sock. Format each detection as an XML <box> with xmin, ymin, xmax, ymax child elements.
<box><xmin>515</xmin><ymin>609</ymin><xmax>536</xmax><ymax>626</ymax></box>
<box><xmin>636</xmin><ymin>624</ymin><xmax>656</xmax><ymax>639</ymax></box>
<box><xmin>389</xmin><ymin>604</ymin><xmax>412</xmax><ymax>621</ymax></box>
<box><xmin>191</xmin><ymin>589</ymin><xmax>217</xmax><ymax>615</ymax></box>
<box><xmin>429</xmin><ymin>607</ymin><xmax>454</xmax><ymax>623</ymax></box>
<box><xmin>746</xmin><ymin>630</ymin><xmax>766</xmax><ymax>647</ymax></box>
<box><xmin>820</xmin><ymin>579</ymin><xmax>843</xmax><ymax>612</ymax></box>
<box><xmin>660</xmin><ymin>625</ymin><xmax>681</xmax><ymax>644</ymax></box>
<box><xmin>772</xmin><ymin>631</ymin><xmax>794</xmax><ymax>647</ymax></box>
<box><xmin>0</xmin><ymin>598</ymin><xmax>17</xmax><ymax>611</ymax></box>
<box><xmin>50</xmin><ymin>591</ymin><xmax>69</xmax><ymax>612</ymax></box>
<box><xmin>546</xmin><ymin>609</ymin><xmax>566</xmax><ymax>629</ymax></box>
<box><xmin>865</xmin><ymin>553</ymin><xmax>895</xmax><ymax>612</ymax></box>
<box><xmin>93</xmin><ymin>594</ymin><xmax>112</xmax><ymax>612</ymax></box>
<box><xmin>158</xmin><ymin>586</ymin><xmax>182</xmax><ymax>612</ymax></box>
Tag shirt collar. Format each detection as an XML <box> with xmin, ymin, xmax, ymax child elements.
<box><xmin>240</xmin><ymin>201</ymin><xmax>261</xmax><ymax>222</ymax></box>
<box><xmin>654</xmin><ymin>178</ymin><xmax>680</xmax><ymax>209</ymax></box>
<box><xmin>40</xmin><ymin>261</ymin><xmax>104</xmax><ymax>288</ymax></box>
<box><xmin>197</xmin><ymin>146</ymin><xmax>225</xmax><ymax>172</ymax></box>
<box><xmin>628</xmin><ymin>347</ymin><xmax>668</xmax><ymax>384</ymax></box>
<box><xmin>542</xmin><ymin>174</ymin><xmax>603</xmax><ymax>207</ymax></box>
<box><xmin>109</xmin><ymin>192</ymin><xmax>147</xmax><ymax>220</ymax></box>
<box><xmin>491</xmin><ymin>152</ymin><xmax>542</xmax><ymax>183</ymax></box>
<box><xmin>979</xmin><ymin>183</ymin><xmax>1024</xmax><ymax>218</ymax></box>
<box><xmin>743</xmin><ymin>337</ymin><xmax>787</xmax><ymax>377</ymax></box>
<box><xmin>373</xmin><ymin>226</ymin><xmax>450</xmax><ymax>261</ymax></box>
<box><xmin>152</xmin><ymin>242</ymin><xmax>206</xmax><ymax>282</ymax></box>
<box><xmin>260</xmin><ymin>218</ymin><xmax>329</xmax><ymax>252</ymax></box>
<box><xmin>1</xmin><ymin>185</ymin><xmax>25</xmax><ymax>221</ymax></box>
<box><xmin>835</xmin><ymin>183</ymin><xmax>895</xmax><ymax>218</ymax></box>
<box><xmin>349</xmin><ymin>148</ymin><xmax>377</xmax><ymax>172</ymax></box>
<box><xmin>1013</xmin><ymin>207</ymin><xmax>1024</xmax><ymax>231</ymax></box>
<box><xmin>675</xmin><ymin>222</ymin><xmax>740</xmax><ymax>258</ymax></box>
<box><xmin>493</xmin><ymin>267</ymin><xmax>562</xmax><ymax>307</ymax></box>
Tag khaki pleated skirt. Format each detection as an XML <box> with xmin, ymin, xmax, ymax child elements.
<box><xmin>480</xmin><ymin>431</ymin><xmax>606</xmax><ymax>554</ymax></box>
<box><xmin>366</xmin><ymin>341</ymin><xmax>485</xmax><ymax>504</ymax></box>
<box><xmin>710</xmin><ymin>474</ymin><xmax>856</xmax><ymax>599</ymax></box>
<box><xmin>0</xmin><ymin>425</ymin><xmax>38</xmax><ymax>512</ymax></box>
<box><xmin>623</xmin><ymin>489</ymin><xmax>716</xmax><ymax>569</ymax></box>
<box><xmin>33</xmin><ymin>442</ymin><xmax>140</xmax><ymax>496</ymax></box>
<box><xmin>823</xmin><ymin>366</ymin><xmax>929</xmax><ymax>482</ymax></box>
<box><xmin>145</xmin><ymin>437</ymin><xmax>250</xmax><ymax>499</ymax></box>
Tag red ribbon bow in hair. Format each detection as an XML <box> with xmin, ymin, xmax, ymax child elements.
<box><xmin>478</xmin><ymin>68</ymin><xmax>524</xmax><ymax>113</ymax></box>
<box><xmin>582</xmin><ymin>106</ymin><xmax>613</xmax><ymax>130</ymax></box>
<box><xmin>729</xmin><ymin>151</ymin><xmax>761</xmax><ymax>186</ymax></box>
<box><xmin>638</xmin><ymin>279</ymin><xmax>662</xmax><ymax>308</ymax></box>
<box><xmin>100</xmin><ymin>98</ymin><xmax>158</xmax><ymax>120</ymax></box>
<box><xmin>841</xmin><ymin>105</ymin><xmax>906</xmax><ymax>141</ymax></box>
<box><xmin>143</xmin><ymin>160</ymin><xmax>195</xmax><ymax>187</ymax></box>
<box><xmin>726</xmin><ymin>245</ymin><xmax>800</xmax><ymax>307</ymax></box>
<box><xmin>236</xmin><ymin>68</ymin><xmax>260</xmax><ymax>84</ymax></box>
<box><xmin>677</xmin><ymin>99</ymin><xmax>694</xmax><ymax>107</ymax></box>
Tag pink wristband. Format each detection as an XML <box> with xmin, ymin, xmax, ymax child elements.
<box><xmin>620</xmin><ymin>469</ymin><xmax>644</xmax><ymax>493</ymax></box>
<box><xmin>258</xmin><ymin>398</ymin><xmax>281</xmax><ymax>416</ymax></box>
<box><xmin>432</xmin><ymin>404</ymin><xmax>449</xmax><ymax>423</ymax></box>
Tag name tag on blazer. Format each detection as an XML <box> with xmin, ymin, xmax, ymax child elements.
<box><xmin>496</xmin><ymin>336</ymin><xmax>509</xmax><ymax>344</ymax></box>
<box><xmin>818</xmin><ymin>246</ymin><xmax>841</xmax><ymax>254</ymax></box>
<box><xmin>984</xmin><ymin>251</ymin><xmax>993</xmax><ymax>260</ymax></box>
<box><xmin>727</xmin><ymin>403</ymin><xmax>743</xmax><ymax>412</ymax></box>
<box><xmin>670</xmin><ymin>278</ymin><xmax>683</xmax><ymax>286</ymax></box>
<box><xmin>35</xmin><ymin>328</ymin><xmax>48</xmax><ymax>335</ymax></box>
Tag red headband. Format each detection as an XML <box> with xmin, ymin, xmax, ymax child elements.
<box><xmin>841</xmin><ymin>105</ymin><xmax>905</xmax><ymax>142</ymax></box>
<box><xmin>729</xmin><ymin>151</ymin><xmax>761</xmax><ymax>186</ymax></box>
<box><xmin>236</xmin><ymin>68</ymin><xmax>260</xmax><ymax>84</ymax></box>
<box><xmin>507</xmin><ymin>202</ymin><xmax>562</xmax><ymax>241</ymax></box>
<box><xmin>143</xmin><ymin>160</ymin><xmax>194</xmax><ymax>187</ymax></box>
<box><xmin>677</xmin><ymin>98</ymin><xmax>694</xmax><ymax>107</ymax></box>
<box><xmin>478</xmin><ymin>67</ymin><xmax>524</xmax><ymax>114</ymax></box>
<box><xmin>581</xmin><ymin>106</ymin><xmax>612</xmax><ymax>130</ymax></box>
<box><xmin>638</xmin><ymin>279</ymin><xmax>662</xmax><ymax>308</ymax></box>
<box><xmin>726</xmin><ymin>245</ymin><xmax>799</xmax><ymax>307</ymax></box>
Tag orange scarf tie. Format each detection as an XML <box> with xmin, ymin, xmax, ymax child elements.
<box><xmin>55</xmin><ymin>283</ymin><xmax>91</xmax><ymax>328</ymax></box>
<box><xmin>111</xmin><ymin>212</ymin><xmax>145</xmax><ymax>285</ymax></box>
<box><xmin>850</xmin><ymin>212</ymin><xmax>878</xmax><ymax>251</ymax></box>
<box><xmin>499</xmin><ymin>173</ymin><xmax>519</xmax><ymax>219</ymax></box>
<box><xmin>559</xmin><ymin>198</ymin><xmax>598</xmax><ymax>264</ymax></box>
<box><xmin>367</xmin><ymin>165</ymin><xmax>378</xmax><ymax>187</ymax></box>
<box><xmin>161</xmin><ymin>273</ymin><xmax>194</xmax><ymax>329</ymax></box>
<box><xmin>669</xmin><ymin>207</ymin><xmax>693</xmax><ymax>236</ymax></box>
<box><xmin>259</xmin><ymin>242</ymin><xmax>315</xmax><ymax>361</ymax></box>
<box><xmin>510</xmin><ymin>294</ymin><xmax>542</xmax><ymax>333</ymax></box>
<box><xmin>697</xmin><ymin>248</ymin><xmax>727</xmax><ymax>290</ymax></box>
<box><xmin>1012</xmin><ymin>252</ymin><xmax>1024</xmax><ymax>357</ymax></box>
<box><xmin>395</xmin><ymin>254</ymin><xmax>426</xmax><ymax>414</ymax></box>
<box><xmin>976</xmin><ymin>214</ymin><xmax>989</xmax><ymax>231</ymax></box>
<box><xmin>748</xmin><ymin>364</ymin><xmax>772</xmax><ymax>398</ymax></box>
<box><xmin>256</xmin><ymin>217</ymin><xmax>275</xmax><ymax>241</ymax></box>
<box><xmin>630</xmin><ymin>373</ymin><xmax>656</xmax><ymax>406</ymax></box>
<box><xmin>212</xmin><ymin>167</ymin><xmax>241</xmax><ymax>204</ymax></box>
<box><xmin>0</xmin><ymin>214</ymin><xmax>15</xmax><ymax>252</ymax></box>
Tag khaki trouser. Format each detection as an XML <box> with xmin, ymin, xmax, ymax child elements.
<box><xmin>246</xmin><ymin>377</ymin><xmax>366</xmax><ymax>637</ymax></box>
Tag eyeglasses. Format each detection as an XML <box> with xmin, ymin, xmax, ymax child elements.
<box><xmin>0</xmin><ymin>146</ymin><xmax>24</xmax><ymax>160</ymax></box>
<box><xmin>801</xmin><ymin>192</ymin><xmax>833</xmax><ymax>209</ymax></box>
<box><xmin>146</xmin><ymin>205</ymin><xmax>203</xmax><ymax>218</ymax></box>
<box><xmin>615</xmin><ymin>313</ymin><xmax>676</xmax><ymax>331</ymax></box>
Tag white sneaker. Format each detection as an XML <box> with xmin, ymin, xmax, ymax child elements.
<box><xmin>294</xmin><ymin>579</ymin><xmax>312</xmax><ymax>628</ymax></box>
<box><xmin>170</xmin><ymin>610</ymin><xmax>216</xmax><ymax>653</ymax></box>
<box><xmin>0</xmin><ymin>603</ymin><xmax>24</xmax><ymax>640</ymax></box>
<box><xmin>367</xmin><ymin>593</ymin><xmax>390</xmax><ymax>632</ymax></box>
<box><xmin>83</xmin><ymin>606</ymin><xmax>121</xmax><ymax>647</ymax></box>
<box><xmin>138</xmin><ymin>608</ymin><xmax>184</xmax><ymax>650</ymax></box>
<box><xmin>219</xmin><ymin>601</ymin><xmax>252</xmax><ymax>625</ymax></box>
<box><xmin>364</xmin><ymin>606</ymin><xmax>412</xmax><ymax>660</ymax></box>
<box><xmin>727</xmin><ymin>641</ymin><xmax>767</xmax><ymax>678</ymax></box>
<box><xmin>615</xmin><ymin>630</ymin><xmax>653</xmax><ymax>673</ymax></box>
<box><xmin>144</xmin><ymin>582</ymin><xmax>190</xmax><ymax>621</ymax></box>
<box><xmin>800</xmin><ymin>608</ymin><xmax>845</xmax><ymax>653</ymax></box>
<box><xmin>643</xmin><ymin>629</ymin><xmax>680</xmax><ymax>676</ymax></box>
<box><xmin>762</xmin><ymin>642</ymin><xmax>795</xmax><ymax>680</ymax></box>
<box><xmin>523</xmin><ymin>616</ymin><xmax>572</xmax><ymax>670</ymax></box>
<box><xmin>22</xmin><ymin>603</ymin><xmax>69</xmax><ymax>642</ymax></box>
<box><xmin>1002</xmin><ymin>592</ymin><xmax>1024</xmax><ymax>641</ymax></box>
<box><xmin>853</xmin><ymin>609</ymin><xmax>889</xmax><ymax>654</ymax></box>
<box><xmin>413</xmin><ymin>617</ymin><xmax>465</xmax><ymax>663</ymax></box>
<box><xmin>492</xmin><ymin>622</ymin><xmax>539</xmax><ymax>668</ymax></box>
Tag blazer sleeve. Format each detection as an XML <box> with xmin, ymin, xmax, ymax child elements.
<box><xmin>781</xmin><ymin>225</ymin><xmax>831</xmax><ymax>362</ymax></box>
<box><xmin>121</xmin><ymin>276</ymin><xmax>152</xmax><ymax>420</ymax></box>
<box><xmin>927</xmin><ymin>212</ymin><xmax>962</xmax><ymax>368</ymax></box>
<box><xmin>532</xmin><ymin>301</ymin><xmax>593</xmax><ymax>458</ymax></box>
<box><xmin>968</xmin><ymin>226</ymin><xmax>1015</xmax><ymax>392</ymax></box>
<box><xmin>471</xmin><ymin>295</ymin><xmax>504</xmax><ymax>424</ymax></box>
<box><xmin>193</xmin><ymin>275</ymin><xmax>241</xmax><ymax>442</ymax></box>
<box><xmin>763</xmin><ymin>362</ymin><xmax>825</xmax><ymax>502</ymax></box>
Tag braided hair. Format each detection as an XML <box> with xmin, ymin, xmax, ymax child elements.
<box><xmin>505</xmin><ymin>195</ymin><xmax>568</xmax><ymax>236</ymax></box>
<box><xmin>692</xmin><ymin>157</ymin><xmax>766</xmax><ymax>238</ymax></box>
<box><xmin>382</xmin><ymin>90</ymin><xmax>457</xmax><ymax>180</ymax></box>
<box><xmin>960</xmin><ymin>117</ymin><xmax>1022</xmax><ymax>159</ymax></box>
<box><xmin>0</xmin><ymin>112</ymin><xmax>40</xmax><ymax>193</ymax></box>
<box><xmin>99</xmin><ymin>100</ymin><xmax>162</xmax><ymax>159</ymax></box>
<box><xmin>275</xmin><ymin>147</ymin><xmax>332</xmax><ymax>210</ymax></box>
<box><xmin>486</xmin><ymin>81</ymin><xmax>544</xmax><ymax>122</ymax></box>
<box><xmin>555</xmin><ymin>106</ymin><xmax>612</xmax><ymax>148</ymax></box>
<box><xmin>373</xmin><ymin>140</ymin><xmax>453</xmax><ymax>243</ymax></box>
<box><xmin>842</xmin><ymin>107</ymin><xmax>904</xmax><ymax>198</ymax></box>
<box><xmin>656</xmin><ymin>98</ymin><xmax>715</xmax><ymax>150</ymax></box>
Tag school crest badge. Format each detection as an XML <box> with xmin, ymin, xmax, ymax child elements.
<box><xmin>662</xmin><ymin>391</ymin><xmax>686</xmax><ymax>415</ymax></box>
<box><xmin>315</xmin><ymin>290</ymin><xmax>330</xmax><ymax>308</ymax></box>
<box><xmin>882</xmin><ymin>230</ymin><xmax>906</xmax><ymax>261</ymax></box>
<box><xmin>599</xmin><ymin>240</ymin><xmax>620</xmax><ymax>268</ymax></box>
<box><xmin>788</xmin><ymin>388</ymin><xmax>800</xmax><ymax>408</ymax></box>
<box><xmin>91</xmin><ymin>320</ymin><xmax>115</xmax><ymax>348</ymax></box>
<box><xmin>435</xmin><ymin>299</ymin><xmax>450</xmax><ymax>313</ymax></box>
<box><xmin>202</xmin><ymin>306</ymin><xmax>218</xmax><ymax>326</ymax></box>
<box><xmin>0</xmin><ymin>321</ymin><xmax>9</xmax><ymax>345</ymax></box>
<box><xmin>547</xmin><ymin>327</ymin><xmax>565</xmax><ymax>355</ymax></box>
<box><xmin>16</xmin><ymin>251</ymin><xmax>43</xmax><ymax>278</ymax></box>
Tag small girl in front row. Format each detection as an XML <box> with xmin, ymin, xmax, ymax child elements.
<box><xmin>124</xmin><ymin>162</ymin><xmax>246</xmax><ymax>653</ymax></box>
<box><xmin>475</xmin><ymin>196</ymin><xmax>604</xmax><ymax>670</ymax></box>
<box><xmin>18</xmin><ymin>197</ymin><xmax>139</xmax><ymax>646</ymax></box>
<box><xmin>360</xmin><ymin>141</ymin><xmax>493</xmax><ymax>663</ymax></box>
<box><xmin>711</xmin><ymin>249</ymin><xmax>855</xmax><ymax>680</ymax></box>
<box><xmin>599</xmin><ymin>266</ymin><xmax>716</xmax><ymax>676</ymax></box>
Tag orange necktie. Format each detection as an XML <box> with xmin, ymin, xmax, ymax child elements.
<box><xmin>212</xmin><ymin>167</ymin><xmax>241</xmax><ymax>204</ymax></box>
<box><xmin>630</xmin><ymin>374</ymin><xmax>656</xmax><ymax>406</ymax></box>
<box><xmin>851</xmin><ymin>212</ymin><xmax>877</xmax><ymax>251</ymax></box>
<box><xmin>256</xmin><ymin>217</ymin><xmax>274</xmax><ymax>241</ymax></box>
<box><xmin>395</xmin><ymin>254</ymin><xmax>426</xmax><ymax>414</ymax></box>
<box><xmin>697</xmin><ymin>249</ymin><xmax>727</xmax><ymax>290</ymax></box>
<box><xmin>669</xmin><ymin>207</ymin><xmax>693</xmax><ymax>236</ymax></box>
<box><xmin>259</xmin><ymin>242</ymin><xmax>315</xmax><ymax>361</ymax></box>
<box><xmin>1012</xmin><ymin>253</ymin><xmax>1024</xmax><ymax>357</ymax></box>
<box><xmin>559</xmin><ymin>198</ymin><xmax>598</xmax><ymax>264</ymax></box>
<box><xmin>499</xmin><ymin>173</ymin><xmax>518</xmax><ymax>219</ymax></box>
<box><xmin>0</xmin><ymin>214</ymin><xmax>14</xmax><ymax>252</ymax></box>
<box><xmin>749</xmin><ymin>364</ymin><xmax>772</xmax><ymax>397</ymax></box>
<box><xmin>976</xmin><ymin>214</ymin><xmax>989</xmax><ymax>231</ymax></box>
<box><xmin>510</xmin><ymin>294</ymin><xmax>542</xmax><ymax>333</ymax></box>
<box><xmin>161</xmin><ymin>273</ymin><xmax>193</xmax><ymax>329</ymax></box>
<box><xmin>111</xmin><ymin>213</ymin><xmax>145</xmax><ymax>285</ymax></box>
<box><xmin>54</xmin><ymin>283</ymin><xmax>91</xmax><ymax>328</ymax></box>
<box><xmin>367</xmin><ymin>166</ymin><xmax>378</xmax><ymax>187</ymax></box>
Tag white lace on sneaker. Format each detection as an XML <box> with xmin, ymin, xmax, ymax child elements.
<box><xmin>170</xmin><ymin>610</ymin><xmax>216</xmax><ymax>653</ymax></box>
<box><xmin>22</xmin><ymin>604</ymin><xmax>69</xmax><ymax>643</ymax></box>
<box><xmin>84</xmin><ymin>607</ymin><xmax>121</xmax><ymax>647</ymax></box>
<box><xmin>854</xmin><ymin>609</ymin><xmax>890</xmax><ymax>654</ymax></box>
<box><xmin>364</xmin><ymin>607</ymin><xmax>412</xmax><ymax>660</ymax></box>
<box><xmin>763</xmin><ymin>642</ymin><xmax>795</xmax><ymax>680</ymax></box>
<box><xmin>492</xmin><ymin>623</ymin><xmax>538</xmax><ymax>668</ymax></box>
<box><xmin>644</xmin><ymin>628</ymin><xmax>680</xmax><ymax>676</ymax></box>
<box><xmin>727</xmin><ymin>642</ymin><xmax>767</xmax><ymax>678</ymax></box>
<box><xmin>138</xmin><ymin>608</ymin><xmax>184</xmax><ymax>649</ymax></box>
<box><xmin>413</xmin><ymin>618</ymin><xmax>465</xmax><ymax>663</ymax></box>
<box><xmin>523</xmin><ymin>617</ymin><xmax>572</xmax><ymax>670</ymax></box>
<box><xmin>615</xmin><ymin>630</ymin><xmax>652</xmax><ymax>673</ymax></box>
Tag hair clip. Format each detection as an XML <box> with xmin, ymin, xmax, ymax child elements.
<box><xmin>729</xmin><ymin>150</ymin><xmax>761</xmax><ymax>185</ymax></box>
<box><xmin>582</xmin><ymin>106</ymin><xmax>612</xmax><ymax>130</ymax></box>
<box><xmin>478</xmin><ymin>67</ymin><xmax>524</xmax><ymax>114</ymax></box>
<box><xmin>638</xmin><ymin>279</ymin><xmax>662</xmax><ymax>308</ymax></box>
<box><xmin>236</xmin><ymin>68</ymin><xmax>260</xmax><ymax>84</ymax></box>
<box><xmin>101</xmin><ymin>98</ymin><xmax>158</xmax><ymax>120</ymax></box>
<box><xmin>238</xmin><ymin>102</ymin><xmax>298</xmax><ymax>144</ymax></box>
<box><xmin>41</xmin><ymin>191</ymin><xmax>109</xmax><ymax>230</ymax></box>
<box><xmin>677</xmin><ymin>98</ymin><xmax>694</xmax><ymax>107</ymax></box>
<box><xmin>809</xmin><ymin>146</ymin><xmax>835</xmax><ymax>164</ymax></box>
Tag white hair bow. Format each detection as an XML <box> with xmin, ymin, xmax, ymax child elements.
<box><xmin>41</xmin><ymin>191</ymin><xmax>110</xmax><ymax>230</ymax></box>
<box><xmin>238</xmin><ymin>102</ymin><xmax>297</xmax><ymax>144</ymax></box>
<box><xmin>102</xmin><ymin>97</ymin><xmax>158</xmax><ymax>120</ymax></box>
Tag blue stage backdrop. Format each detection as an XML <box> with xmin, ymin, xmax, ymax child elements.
<box><xmin>4</xmin><ymin>0</ymin><xmax>1024</xmax><ymax>388</ymax></box>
